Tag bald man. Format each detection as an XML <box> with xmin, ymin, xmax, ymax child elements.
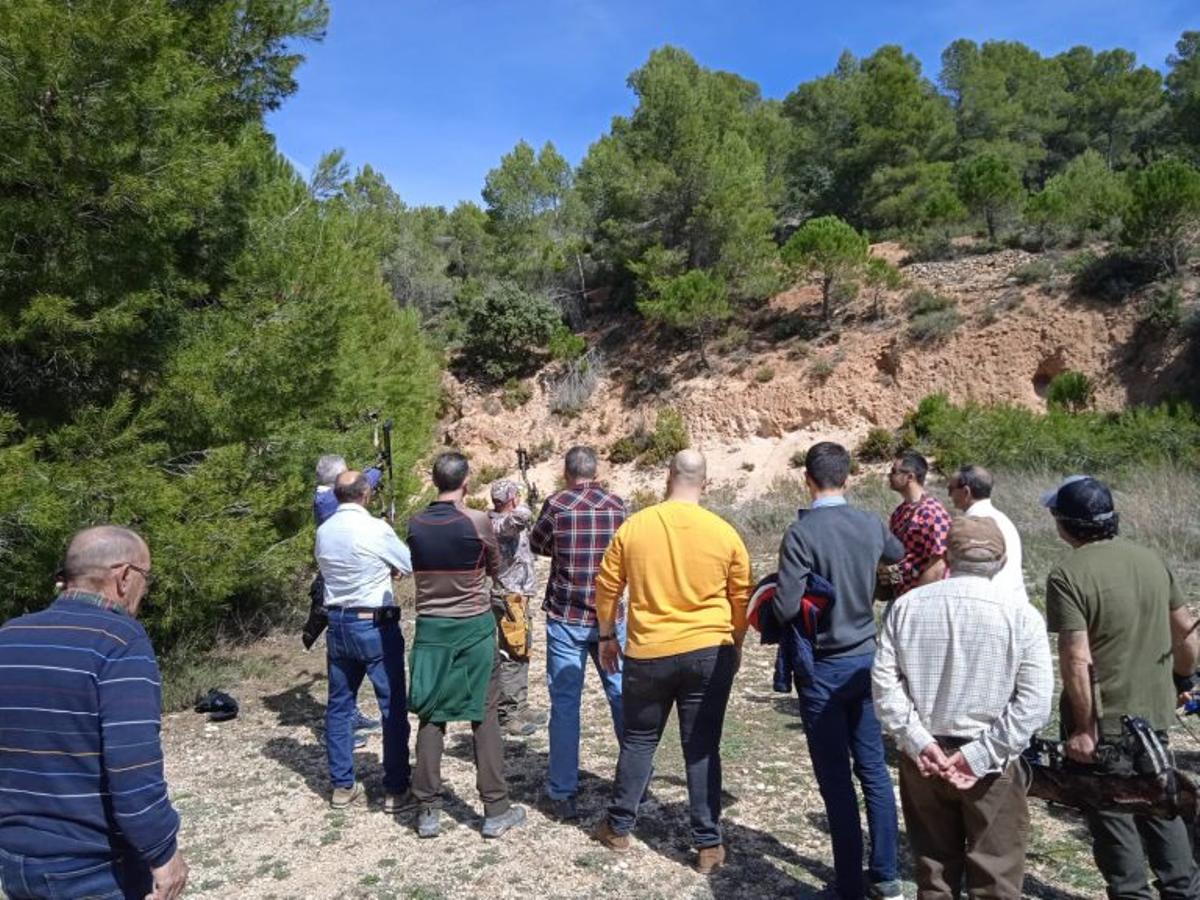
<box><xmin>592</xmin><ymin>450</ymin><xmax>752</xmax><ymax>875</ymax></box>
<box><xmin>0</xmin><ymin>526</ymin><xmax>188</xmax><ymax>900</ymax></box>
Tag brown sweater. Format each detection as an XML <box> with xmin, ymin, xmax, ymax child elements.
<box><xmin>407</xmin><ymin>501</ymin><xmax>500</xmax><ymax>618</ymax></box>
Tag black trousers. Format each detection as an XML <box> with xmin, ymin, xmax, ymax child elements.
<box><xmin>607</xmin><ymin>644</ymin><xmax>736</xmax><ymax>849</ymax></box>
<box><xmin>1085</xmin><ymin>808</ymin><xmax>1200</xmax><ymax>899</ymax></box>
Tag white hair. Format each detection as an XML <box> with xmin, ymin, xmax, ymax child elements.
<box><xmin>315</xmin><ymin>454</ymin><xmax>348</xmax><ymax>487</ymax></box>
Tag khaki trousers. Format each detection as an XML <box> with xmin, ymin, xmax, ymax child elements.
<box><xmin>899</xmin><ymin>754</ymin><xmax>1030</xmax><ymax>899</ymax></box>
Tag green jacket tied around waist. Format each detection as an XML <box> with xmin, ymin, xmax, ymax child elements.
<box><xmin>408</xmin><ymin>612</ymin><xmax>495</xmax><ymax>723</ymax></box>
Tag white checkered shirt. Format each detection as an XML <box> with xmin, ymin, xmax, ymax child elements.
<box><xmin>872</xmin><ymin>574</ymin><xmax>1054</xmax><ymax>776</ymax></box>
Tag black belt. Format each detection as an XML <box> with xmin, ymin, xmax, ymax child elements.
<box><xmin>935</xmin><ymin>735</ymin><xmax>972</xmax><ymax>750</ymax></box>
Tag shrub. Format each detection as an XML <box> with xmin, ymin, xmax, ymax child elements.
<box><xmin>501</xmin><ymin>378</ymin><xmax>533</xmax><ymax>410</ymax></box>
<box><xmin>457</xmin><ymin>281</ymin><xmax>561</xmax><ymax>381</ymax></box>
<box><xmin>809</xmin><ymin>352</ymin><xmax>843</xmax><ymax>381</ymax></box>
<box><xmin>1123</xmin><ymin>159</ymin><xmax>1200</xmax><ymax>274</ymax></box>
<box><xmin>902</xmin><ymin>229</ymin><xmax>956</xmax><ymax>263</ymax></box>
<box><xmin>464</xmin><ymin>496</ymin><xmax>490</xmax><ymax>511</ymax></box>
<box><xmin>1046</xmin><ymin>371</ymin><xmax>1094</xmax><ymax>412</ymax></box>
<box><xmin>644</xmin><ymin>408</ymin><xmax>690</xmax><ymax>465</ymax></box>
<box><xmin>902</xmin><ymin>393</ymin><xmax>1200</xmax><ymax>472</ymax></box>
<box><xmin>608</xmin><ymin>435</ymin><xmax>642</xmax><ymax>465</ymax></box>
<box><xmin>908</xmin><ymin>308</ymin><xmax>963</xmax><ymax>344</ymax></box>
<box><xmin>1143</xmin><ymin>282</ymin><xmax>1184</xmax><ymax>332</ymax></box>
<box><xmin>857</xmin><ymin>427</ymin><xmax>898</xmax><ymax>462</ymax></box>
<box><xmin>549</xmin><ymin>350</ymin><xmax>601</xmax><ymax>416</ymax></box>
<box><xmin>905</xmin><ymin>289</ymin><xmax>955</xmax><ymax>316</ymax></box>
<box><xmin>1012</xmin><ymin>259</ymin><xmax>1054</xmax><ymax>285</ymax></box>
<box><xmin>755</xmin><ymin>366</ymin><xmax>775</xmax><ymax>383</ymax></box>
<box><xmin>548</xmin><ymin>325</ymin><xmax>586</xmax><ymax>362</ymax></box>
<box><xmin>608</xmin><ymin>408</ymin><xmax>690</xmax><ymax>468</ymax></box>
<box><xmin>789</xmin><ymin>450</ymin><xmax>805</xmax><ymax>469</ymax></box>
<box><xmin>740</xmin><ymin>461</ymin><xmax>756</xmax><ymax>472</ymax></box>
<box><xmin>1070</xmin><ymin>251</ymin><xmax>1158</xmax><ymax>304</ymax></box>
<box><xmin>474</xmin><ymin>462</ymin><xmax>508</xmax><ymax>485</ymax></box>
<box><xmin>628</xmin><ymin>487</ymin><xmax>661</xmax><ymax>512</ymax></box>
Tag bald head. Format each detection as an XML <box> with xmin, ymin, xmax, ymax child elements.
<box><xmin>669</xmin><ymin>450</ymin><xmax>706</xmax><ymax>487</ymax></box>
<box><xmin>62</xmin><ymin>526</ymin><xmax>151</xmax><ymax>615</ymax></box>
<box><xmin>64</xmin><ymin>526</ymin><xmax>148</xmax><ymax>583</ymax></box>
<box><xmin>334</xmin><ymin>470</ymin><xmax>371</xmax><ymax>506</ymax></box>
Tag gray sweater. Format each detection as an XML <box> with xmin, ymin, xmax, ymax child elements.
<box><xmin>776</xmin><ymin>503</ymin><xmax>905</xmax><ymax>657</ymax></box>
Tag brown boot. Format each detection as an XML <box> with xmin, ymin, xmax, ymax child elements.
<box><xmin>696</xmin><ymin>844</ymin><xmax>726</xmax><ymax>875</ymax></box>
<box><xmin>591</xmin><ymin>819</ymin><xmax>631</xmax><ymax>852</ymax></box>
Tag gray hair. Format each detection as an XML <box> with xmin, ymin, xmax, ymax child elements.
<box><xmin>63</xmin><ymin>526</ymin><xmax>148</xmax><ymax>584</ymax></box>
<box><xmin>432</xmin><ymin>452</ymin><xmax>470</xmax><ymax>492</ymax></box>
<box><xmin>956</xmin><ymin>465</ymin><xmax>994</xmax><ymax>500</ymax></box>
<box><xmin>564</xmin><ymin>445</ymin><xmax>597</xmax><ymax>480</ymax></box>
<box><xmin>315</xmin><ymin>454</ymin><xmax>348</xmax><ymax>487</ymax></box>
<box><xmin>950</xmin><ymin>558</ymin><xmax>1005</xmax><ymax>579</ymax></box>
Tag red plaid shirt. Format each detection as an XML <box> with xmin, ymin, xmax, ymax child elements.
<box><xmin>531</xmin><ymin>482</ymin><xmax>627</xmax><ymax>626</ymax></box>
<box><xmin>889</xmin><ymin>494</ymin><xmax>952</xmax><ymax>595</ymax></box>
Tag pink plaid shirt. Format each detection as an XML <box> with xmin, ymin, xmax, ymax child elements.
<box><xmin>889</xmin><ymin>494</ymin><xmax>952</xmax><ymax>595</ymax></box>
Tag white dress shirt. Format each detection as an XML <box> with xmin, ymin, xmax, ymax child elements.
<box><xmin>315</xmin><ymin>503</ymin><xmax>412</xmax><ymax>609</ymax></box>
<box><xmin>966</xmin><ymin>498</ymin><xmax>1028</xmax><ymax>603</ymax></box>
<box><xmin>873</xmin><ymin>574</ymin><xmax>1053</xmax><ymax>776</ymax></box>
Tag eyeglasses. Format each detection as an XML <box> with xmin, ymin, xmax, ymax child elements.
<box><xmin>112</xmin><ymin>561</ymin><xmax>153</xmax><ymax>587</ymax></box>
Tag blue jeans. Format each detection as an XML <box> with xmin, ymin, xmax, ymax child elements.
<box><xmin>325</xmin><ymin>610</ymin><xmax>411</xmax><ymax>792</ymax></box>
<box><xmin>799</xmin><ymin>651</ymin><xmax>899</xmax><ymax>899</ymax></box>
<box><xmin>0</xmin><ymin>847</ymin><xmax>150</xmax><ymax>900</ymax></box>
<box><xmin>545</xmin><ymin>618</ymin><xmax>624</xmax><ymax>799</ymax></box>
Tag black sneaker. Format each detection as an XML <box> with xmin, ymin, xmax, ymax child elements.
<box><xmin>549</xmin><ymin>796</ymin><xmax>579</xmax><ymax>821</ymax></box>
<box><xmin>482</xmin><ymin>804</ymin><xmax>526</xmax><ymax>838</ymax></box>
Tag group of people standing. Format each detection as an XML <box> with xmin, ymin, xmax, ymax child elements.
<box><xmin>1</xmin><ymin>439</ymin><xmax>1198</xmax><ymax>900</ymax></box>
<box><xmin>304</xmin><ymin>438</ymin><xmax>1200</xmax><ymax>899</ymax></box>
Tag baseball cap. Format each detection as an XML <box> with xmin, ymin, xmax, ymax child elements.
<box><xmin>1040</xmin><ymin>475</ymin><xmax>1115</xmax><ymax>523</ymax></box>
<box><xmin>490</xmin><ymin>478</ymin><xmax>520</xmax><ymax>504</ymax></box>
<box><xmin>947</xmin><ymin>516</ymin><xmax>1006</xmax><ymax>563</ymax></box>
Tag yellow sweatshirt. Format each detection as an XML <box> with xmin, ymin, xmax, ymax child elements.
<box><xmin>594</xmin><ymin>499</ymin><xmax>752</xmax><ymax>660</ymax></box>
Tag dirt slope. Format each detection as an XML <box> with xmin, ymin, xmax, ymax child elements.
<box><xmin>441</xmin><ymin>245</ymin><xmax>1191</xmax><ymax>499</ymax></box>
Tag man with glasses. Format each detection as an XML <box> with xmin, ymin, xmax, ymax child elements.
<box><xmin>315</xmin><ymin>470</ymin><xmax>413</xmax><ymax>813</ymax></box>
<box><xmin>0</xmin><ymin>526</ymin><xmax>188</xmax><ymax>900</ymax></box>
<box><xmin>885</xmin><ymin>450</ymin><xmax>952</xmax><ymax>598</ymax></box>
<box><xmin>946</xmin><ymin>464</ymin><xmax>1028</xmax><ymax>604</ymax></box>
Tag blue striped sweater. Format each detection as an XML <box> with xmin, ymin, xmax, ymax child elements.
<box><xmin>0</xmin><ymin>592</ymin><xmax>180</xmax><ymax>867</ymax></box>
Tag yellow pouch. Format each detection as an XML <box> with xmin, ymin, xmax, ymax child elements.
<box><xmin>497</xmin><ymin>593</ymin><xmax>530</xmax><ymax>662</ymax></box>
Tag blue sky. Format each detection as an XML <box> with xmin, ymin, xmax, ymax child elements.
<box><xmin>267</xmin><ymin>0</ymin><xmax>1196</xmax><ymax>209</ymax></box>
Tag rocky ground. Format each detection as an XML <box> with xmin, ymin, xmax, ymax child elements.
<box><xmin>159</xmin><ymin>598</ymin><xmax>1199</xmax><ymax>899</ymax></box>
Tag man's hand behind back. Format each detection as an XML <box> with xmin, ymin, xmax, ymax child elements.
<box><xmin>147</xmin><ymin>850</ymin><xmax>188</xmax><ymax>900</ymax></box>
